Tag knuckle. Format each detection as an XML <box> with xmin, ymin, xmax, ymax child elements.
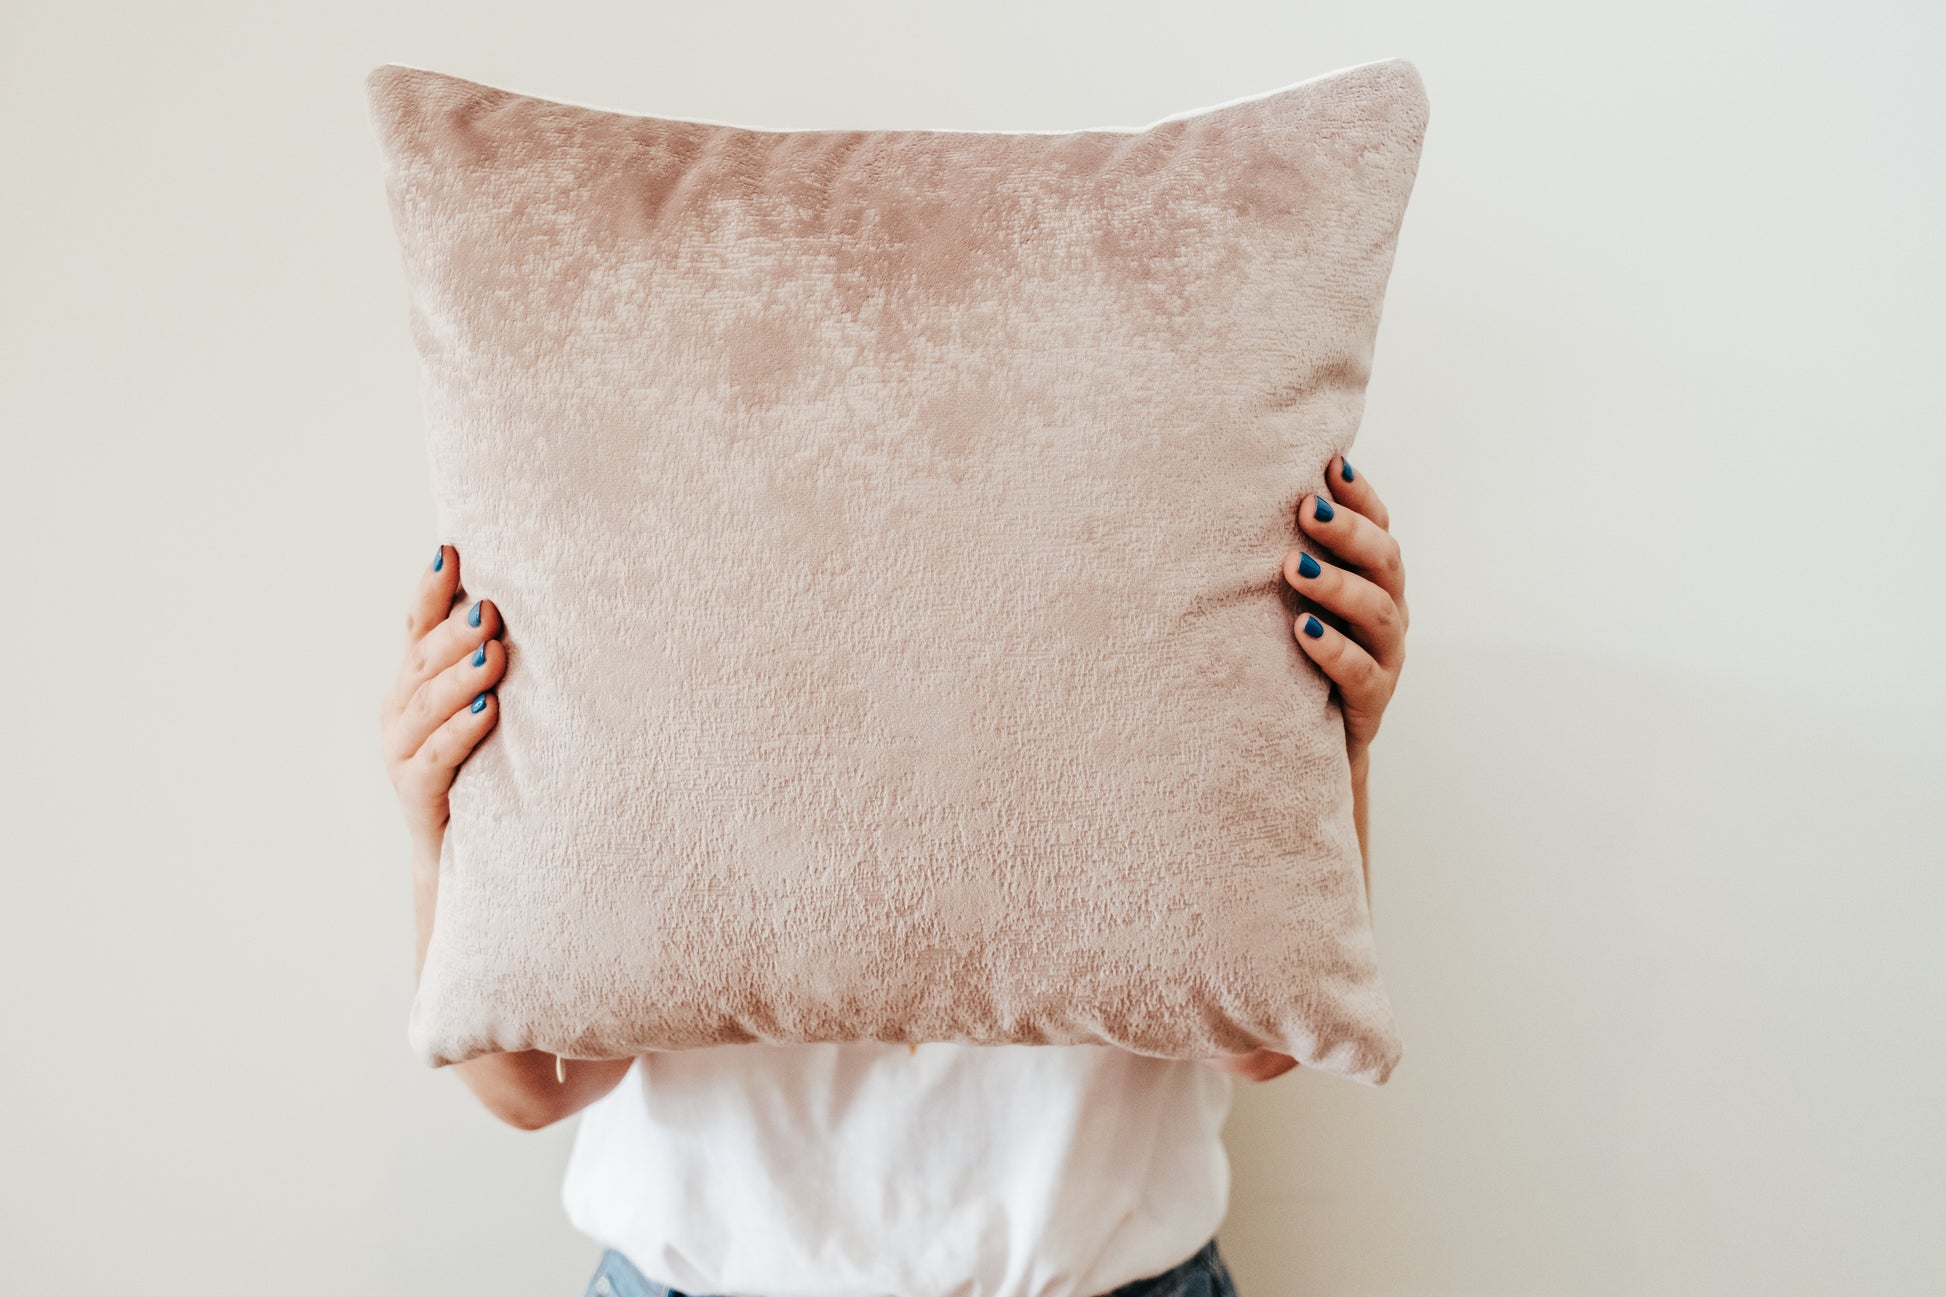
<box><xmin>1356</xmin><ymin>654</ymin><xmax>1387</xmax><ymax>692</ymax></box>
<box><xmin>402</xmin><ymin>772</ymin><xmax>446</xmax><ymax>811</ymax></box>
<box><xmin>395</xmin><ymin>760</ymin><xmax>429</xmax><ymax>797</ymax></box>
<box><xmin>391</xmin><ymin>758</ymin><xmax>426</xmax><ymax>796</ymax></box>
<box><xmin>415</xmin><ymin>736</ymin><xmax>447</xmax><ymax>773</ymax></box>
<box><xmin>406</xmin><ymin>679</ymin><xmax>442</xmax><ymax>726</ymax></box>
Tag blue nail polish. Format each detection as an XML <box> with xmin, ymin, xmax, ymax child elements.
<box><xmin>432</xmin><ymin>546</ymin><xmax>444</xmax><ymax>572</ymax></box>
<box><xmin>467</xmin><ymin>600</ymin><xmax>482</xmax><ymax>628</ymax></box>
<box><xmin>1313</xmin><ymin>495</ymin><xmax>1335</xmax><ymax>523</ymax></box>
<box><xmin>1340</xmin><ymin>458</ymin><xmax>1355</xmax><ymax>483</ymax></box>
<box><xmin>471</xmin><ymin>691</ymin><xmax>489</xmax><ymax>713</ymax></box>
<box><xmin>1296</xmin><ymin>553</ymin><xmax>1321</xmax><ymax>579</ymax></box>
<box><xmin>472</xmin><ymin>643</ymin><xmax>487</xmax><ymax>667</ymax></box>
<box><xmin>1303</xmin><ymin>615</ymin><xmax>1324</xmax><ymax>639</ymax></box>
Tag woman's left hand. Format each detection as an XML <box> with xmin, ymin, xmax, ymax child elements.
<box><xmin>1208</xmin><ymin>452</ymin><xmax>1409</xmax><ymax>1084</ymax></box>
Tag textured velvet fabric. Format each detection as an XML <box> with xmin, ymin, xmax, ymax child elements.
<box><xmin>365</xmin><ymin>59</ymin><xmax>1427</xmax><ymax>1082</ymax></box>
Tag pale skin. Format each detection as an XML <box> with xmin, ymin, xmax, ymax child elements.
<box><xmin>379</xmin><ymin>452</ymin><xmax>1407</xmax><ymax>1125</ymax></box>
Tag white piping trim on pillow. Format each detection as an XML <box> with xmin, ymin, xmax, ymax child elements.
<box><xmin>368</xmin><ymin>57</ymin><xmax>1416</xmax><ymax>137</ymax></box>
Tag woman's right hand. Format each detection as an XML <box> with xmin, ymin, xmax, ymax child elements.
<box><xmin>378</xmin><ymin>543</ymin><xmax>505</xmax><ymax>855</ymax></box>
<box><xmin>377</xmin><ymin>546</ymin><xmax>633</xmax><ymax>1128</ymax></box>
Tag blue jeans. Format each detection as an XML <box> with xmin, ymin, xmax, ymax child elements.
<box><xmin>583</xmin><ymin>1237</ymin><xmax>1239</xmax><ymax>1297</ymax></box>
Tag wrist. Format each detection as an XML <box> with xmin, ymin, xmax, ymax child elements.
<box><xmin>409</xmin><ymin>831</ymin><xmax>443</xmax><ymax>898</ymax></box>
<box><xmin>405</xmin><ymin>805</ymin><xmax>446</xmax><ymax>869</ymax></box>
<box><xmin>1348</xmin><ymin>741</ymin><xmax>1371</xmax><ymax>779</ymax></box>
<box><xmin>410</xmin><ymin>825</ymin><xmax>442</xmax><ymax>861</ymax></box>
<box><xmin>409</xmin><ymin>833</ymin><xmax>442</xmax><ymax>977</ymax></box>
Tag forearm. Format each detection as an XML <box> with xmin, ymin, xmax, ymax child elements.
<box><xmin>410</xmin><ymin>837</ymin><xmax>630</xmax><ymax>1129</ymax></box>
<box><xmin>1349</xmin><ymin>742</ymin><xmax>1371</xmax><ymax>905</ymax></box>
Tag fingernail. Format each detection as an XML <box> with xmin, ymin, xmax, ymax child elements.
<box><xmin>1303</xmin><ymin>615</ymin><xmax>1324</xmax><ymax>639</ymax></box>
<box><xmin>471</xmin><ymin>691</ymin><xmax>489</xmax><ymax>714</ymax></box>
<box><xmin>1340</xmin><ymin>458</ymin><xmax>1355</xmax><ymax>483</ymax></box>
<box><xmin>1313</xmin><ymin>495</ymin><xmax>1335</xmax><ymax>523</ymax></box>
<box><xmin>468</xmin><ymin>600</ymin><xmax>482</xmax><ymax>628</ymax></box>
<box><xmin>472</xmin><ymin>643</ymin><xmax>487</xmax><ymax>667</ymax></box>
<box><xmin>1296</xmin><ymin>553</ymin><xmax>1322</xmax><ymax>580</ymax></box>
<box><xmin>432</xmin><ymin>546</ymin><xmax>445</xmax><ymax>572</ymax></box>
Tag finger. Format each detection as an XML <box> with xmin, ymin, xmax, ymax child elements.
<box><xmin>1325</xmin><ymin>453</ymin><xmax>1390</xmax><ymax>532</ymax></box>
<box><xmin>386</xmin><ymin>593</ymin><xmax>503</xmax><ymax>718</ymax></box>
<box><xmin>1243</xmin><ymin>1051</ymin><xmax>1300</xmax><ymax>1082</ymax></box>
<box><xmin>382</xmin><ymin>546</ymin><xmax>468</xmax><ymax>729</ymax></box>
<box><xmin>1281</xmin><ymin>548</ymin><xmax>1406</xmax><ymax>668</ymax></box>
<box><xmin>388</xmin><ymin>631</ymin><xmax>507</xmax><ymax>764</ymax></box>
<box><xmin>1208</xmin><ymin>1049</ymin><xmax>1301</xmax><ymax>1082</ymax></box>
<box><xmin>1298</xmin><ymin>491</ymin><xmax>1405</xmax><ymax>608</ymax></box>
<box><xmin>1292</xmin><ymin>607</ymin><xmax>1392</xmax><ymax>715</ymax></box>
<box><xmin>407</xmin><ymin>544</ymin><xmax>462</xmax><ymax>644</ymax></box>
<box><xmin>394</xmin><ymin>685</ymin><xmax>500</xmax><ymax>809</ymax></box>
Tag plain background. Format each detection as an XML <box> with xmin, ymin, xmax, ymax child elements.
<box><xmin>3</xmin><ymin>0</ymin><xmax>1942</xmax><ymax>1292</ymax></box>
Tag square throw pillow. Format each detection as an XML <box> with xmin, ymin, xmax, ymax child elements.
<box><xmin>365</xmin><ymin>57</ymin><xmax>1427</xmax><ymax>1084</ymax></box>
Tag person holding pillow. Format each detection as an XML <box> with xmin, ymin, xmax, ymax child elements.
<box><xmin>377</xmin><ymin>452</ymin><xmax>1407</xmax><ymax>1297</ymax></box>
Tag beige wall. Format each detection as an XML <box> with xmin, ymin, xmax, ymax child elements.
<box><xmin>2</xmin><ymin>1</ymin><xmax>1940</xmax><ymax>1292</ymax></box>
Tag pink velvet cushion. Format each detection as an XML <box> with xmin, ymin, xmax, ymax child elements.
<box><xmin>365</xmin><ymin>58</ymin><xmax>1427</xmax><ymax>1083</ymax></box>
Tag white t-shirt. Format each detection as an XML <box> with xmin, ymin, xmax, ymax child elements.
<box><xmin>561</xmin><ymin>1040</ymin><xmax>1235</xmax><ymax>1297</ymax></box>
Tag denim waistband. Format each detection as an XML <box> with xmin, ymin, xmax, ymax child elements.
<box><xmin>583</xmin><ymin>1236</ymin><xmax>1234</xmax><ymax>1297</ymax></box>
